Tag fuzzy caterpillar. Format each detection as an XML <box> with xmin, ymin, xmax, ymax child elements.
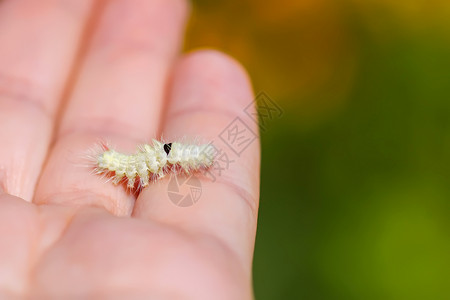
<box><xmin>94</xmin><ymin>140</ymin><xmax>215</xmax><ymax>189</ymax></box>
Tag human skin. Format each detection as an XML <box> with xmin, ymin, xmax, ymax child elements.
<box><xmin>0</xmin><ymin>0</ymin><xmax>260</xmax><ymax>299</ymax></box>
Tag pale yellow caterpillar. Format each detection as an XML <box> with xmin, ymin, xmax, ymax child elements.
<box><xmin>93</xmin><ymin>140</ymin><xmax>215</xmax><ymax>189</ymax></box>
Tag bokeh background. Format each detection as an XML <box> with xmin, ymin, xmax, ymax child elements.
<box><xmin>185</xmin><ymin>0</ymin><xmax>450</xmax><ymax>299</ymax></box>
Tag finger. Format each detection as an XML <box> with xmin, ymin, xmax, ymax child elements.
<box><xmin>34</xmin><ymin>0</ymin><xmax>189</xmax><ymax>216</ymax></box>
<box><xmin>0</xmin><ymin>0</ymin><xmax>94</xmax><ymax>201</ymax></box>
<box><xmin>133</xmin><ymin>50</ymin><xmax>260</xmax><ymax>269</ymax></box>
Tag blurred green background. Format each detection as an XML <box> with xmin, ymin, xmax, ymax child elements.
<box><xmin>185</xmin><ymin>0</ymin><xmax>450</xmax><ymax>299</ymax></box>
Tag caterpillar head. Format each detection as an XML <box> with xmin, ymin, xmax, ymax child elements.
<box><xmin>97</xmin><ymin>150</ymin><xmax>118</xmax><ymax>170</ymax></box>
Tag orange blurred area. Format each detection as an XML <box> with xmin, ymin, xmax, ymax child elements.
<box><xmin>185</xmin><ymin>0</ymin><xmax>356</xmax><ymax>104</ymax></box>
<box><xmin>185</xmin><ymin>0</ymin><xmax>450</xmax><ymax>123</ymax></box>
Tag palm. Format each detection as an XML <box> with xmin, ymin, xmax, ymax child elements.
<box><xmin>0</xmin><ymin>1</ymin><xmax>259</xmax><ymax>299</ymax></box>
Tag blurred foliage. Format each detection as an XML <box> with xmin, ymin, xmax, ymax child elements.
<box><xmin>185</xmin><ymin>0</ymin><xmax>450</xmax><ymax>299</ymax></box>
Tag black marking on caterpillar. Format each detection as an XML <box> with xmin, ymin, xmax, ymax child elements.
<box><xmin>163</xmin><ymin>143</ymin><xmax>172</xmax><ymax>155</ymax></box>
<box><xmin>93</xmin><ymin>140</ymin><xmax>215</xmax><ymax>189</ymax></box>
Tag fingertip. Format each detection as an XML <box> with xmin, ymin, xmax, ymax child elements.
<box><xmin>172</xmin><ymin>48</ymin><xmax>254</xmax><ymax>108</ymax></box>
<box><xmin>182</xmin><ymin>49</ymin><xmax>251</xmax><ymax>80</ymax></box>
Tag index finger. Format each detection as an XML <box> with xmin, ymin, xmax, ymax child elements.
<box><xmin>133</xmin><ymin>50</ymin><xmax>260</xmax><ymax>269</ymax></box>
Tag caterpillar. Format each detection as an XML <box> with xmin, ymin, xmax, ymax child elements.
<box><xmin>93</xmin><ymin>139</ymin><xmax>215</xmax><ymax>189</ymax></box>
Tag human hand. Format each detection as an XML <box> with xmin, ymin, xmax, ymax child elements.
<box><xmin>0</xmin><ymin>0</ymin><xmax>260</xmax><ymax>298</ymax></box>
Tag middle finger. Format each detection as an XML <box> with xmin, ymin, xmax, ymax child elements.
<box><xmin>35</xmin><ymin>0</ymin><xmax>189</xmax><ymax>216</ymax></box>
